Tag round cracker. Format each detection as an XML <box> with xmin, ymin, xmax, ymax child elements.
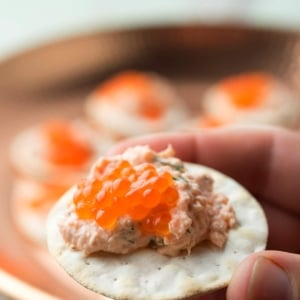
<box><xmin>47</xmin><ymin>163</ymin><xmax>268</xmax><ymax>300</ymax></box>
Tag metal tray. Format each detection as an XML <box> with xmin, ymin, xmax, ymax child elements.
<box><xmin>0</xmin><ymin>24</ymin><xmax>299</xmax><ymax>299</ymax></box>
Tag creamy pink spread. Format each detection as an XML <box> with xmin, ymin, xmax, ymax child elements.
<box><xmin>59</xmin><ymin>146</ymin><xmax>236</xmax><ymax>256</ymax></box>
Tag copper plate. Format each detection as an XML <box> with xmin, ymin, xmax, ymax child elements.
<box><xmin>0</xmin><ymin>24</ymin><xmax>300</xmax><ymax>299</ymax></box>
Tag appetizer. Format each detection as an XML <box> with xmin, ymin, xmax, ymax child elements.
<box><xmin>188</xmin><ymin>72</ymin><xmax>300</xmax><ymax>129</ymax></box>
<box><xmin>10</xmin><ymin>119</ymin><xmax>111</xmax><ymax>243</ymax></box>
<box><xmin>85</xmin><ymin>71</ymin><xmax>189</xmax><ymax>138</ymax></box>
<box><xmin>10</xmin><ymin>119</ymin><xmax>107</xmax><ymax>184</ymax></box>
<box><xmin>47</xmin><ymin>145</ymin><xmax>268</xmax><ymax>300</ymax></box>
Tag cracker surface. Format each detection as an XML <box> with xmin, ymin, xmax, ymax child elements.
<box><xmin>47</xmin><ymin>163</ymin><xmax>268</xmax><ymax>300</ymax></box>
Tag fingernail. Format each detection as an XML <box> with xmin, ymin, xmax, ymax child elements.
<box><xmin>249</xmin><ymin>256</ymin><xmax>293</xmax><ymax>300</ymax></box>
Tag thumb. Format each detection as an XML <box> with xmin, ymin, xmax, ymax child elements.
<box><xmin>227</xmin><ymin>250</ymin><xmax>300</xmax><ymax>300</ymax></box>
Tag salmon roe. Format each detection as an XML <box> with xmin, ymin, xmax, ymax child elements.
<box><xmin>73</xmin><ymin>158</ymin><xmax>179</xmax><ymax>236</ymax></box>
<box><xmin>43</xmin><ymin>121</ymin><xmax>93</xmax><ymax>166</ymax></box>
<box><xmin>219</xmin><ymin>72</ymin><xmax>271</xmax><ymax>108</ymax></box>
<box><xmin>94</xmin><ymin>71</ymin><xmax>164</xmax><ymax>119</ymax></box>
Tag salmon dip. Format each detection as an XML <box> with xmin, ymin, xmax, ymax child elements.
<box><xmin>59</xmin><ymin>145</ymin><xmax>237</xmax><ymax>256</ymax></box>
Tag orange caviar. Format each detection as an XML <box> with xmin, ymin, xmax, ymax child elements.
<box><xmin>94</xmin><ymin>71</ymin><xmax>164</xmax><ymax>119</ymax></box>
<box><xmin>74</xmin><ymin>159</ymin><xmax>179</xmax><ymax>236</ymax></box>
<box><xmin>43</xmin><ymin>121</ymin><xmax>93</xmax><ymax>166</ymax></box>
<box><xmin>219</xmin><ymin>72</ymin><xmax>271</xmax><ymax>108</ymax></box>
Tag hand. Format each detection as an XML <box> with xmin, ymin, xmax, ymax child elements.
<box><xmin>108</xmin><ymin>126</ymin><xmax>300</xmax><ymax>300</ymax></box>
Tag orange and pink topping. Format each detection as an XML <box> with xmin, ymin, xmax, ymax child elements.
<box><xmin>74</xmin><ymin>158</ymin><xmax>179</xmax><ymax>237</ymax></box>
<box><xmin>218</xmin><ymin>72</ymin><xmax>271</xmax><ymax>108</ymax></box>
<box><xmin>93</xmin><ymin>71</ymin><xmax>165</xmax><ymax>120</ymax></box>
<box><xmin>43</xmin><ymin>120</ymin><xmax>93</xmax><ymax>166</ymax></box>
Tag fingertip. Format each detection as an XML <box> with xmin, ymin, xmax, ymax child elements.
<box><xmin>226</xmin><ymin>254</ymin><xmax>257</xmax><ymax>300</ymax></box>
<box><xmin>227</xmin><ymin>251</ymin><xmax>300</xmax><ymax>300</ymax></box>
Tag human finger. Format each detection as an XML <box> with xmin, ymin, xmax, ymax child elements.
<box><xmin>227</xmin><ymin>250</ymin><xmax>300</xmax><ymax>300</ymax></box>
<box><xmin>260</xmin><ymin>201</ymin><xmax>300</xmax><ymax>252</ymax></box>
<box><xmin>108</xmin><ymin>126</ymin><xmax>300</xmax><ymax>214</ymax></box>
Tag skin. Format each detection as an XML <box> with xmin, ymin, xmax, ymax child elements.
<box><xmin>108</xmin><ymin>126</ymin><xmax>300</xmax><ymax>300</ymax></box>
